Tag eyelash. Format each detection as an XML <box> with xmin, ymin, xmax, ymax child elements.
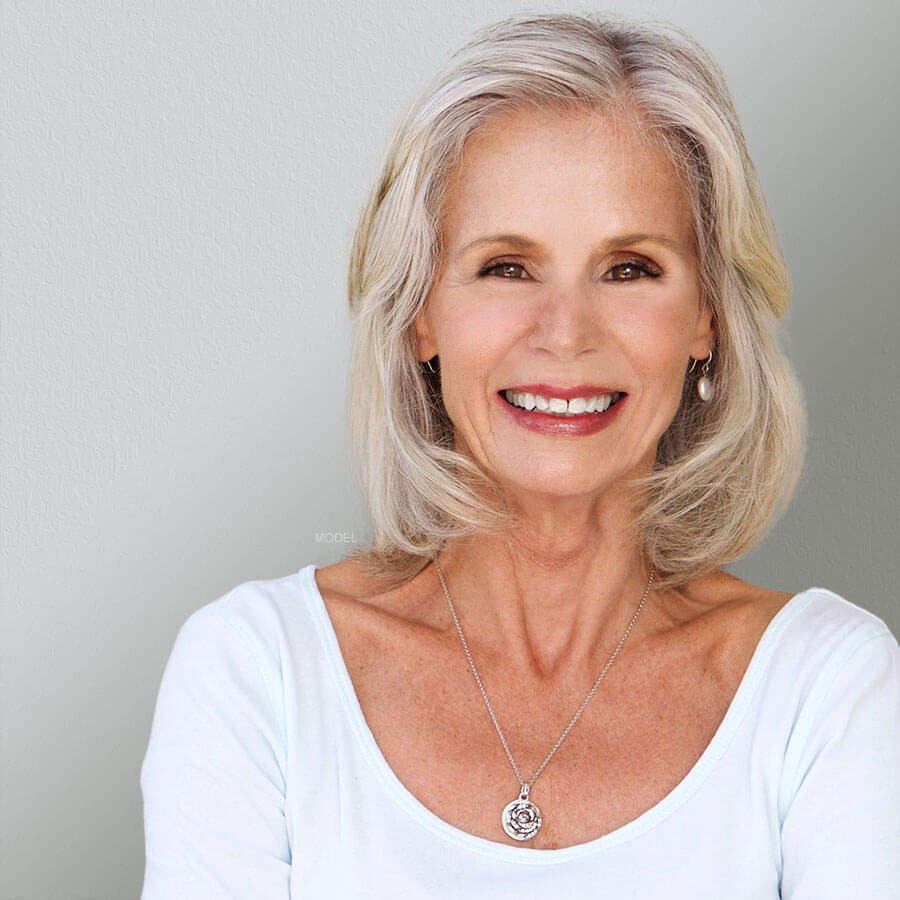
<box><xmin>477</xmin><ymin>258</ymin><xmax>663</xmax><ymax>282</ymax></box>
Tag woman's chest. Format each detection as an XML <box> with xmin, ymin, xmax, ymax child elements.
<box><xmin>329</xmin><ymin>605</ymin><xmax>771</xmax><ymax>850</ymax></box>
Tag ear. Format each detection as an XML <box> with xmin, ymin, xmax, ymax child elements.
<box><xmin>413</xmin><ymin>306</ymin><xmax>438</xmax><ymax>363</ymax></box>
<box><xmin>689</xmin><ymin>299</ymin><xmax>716</xmax><ymax>361</ymax></box>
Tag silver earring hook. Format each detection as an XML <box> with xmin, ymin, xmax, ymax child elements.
<box><xmin>689</xmin><ymin>349</ymin><xmax>714</xmax><ymax>375</ymax></box>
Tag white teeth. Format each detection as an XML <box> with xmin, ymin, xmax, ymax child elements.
<box><xmin>503</xmin><ymin>390</ymin><xmax>622</xmax><ymax>416</ymax></box>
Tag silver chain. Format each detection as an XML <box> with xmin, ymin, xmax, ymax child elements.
<box><xmin>434</xmin><ymin>557</ymin><xmax>655</xmax><ymax>792</ymax></box>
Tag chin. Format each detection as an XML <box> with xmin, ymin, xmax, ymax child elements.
<box><xmin>494</xmin><ymin>467</ymin><xmax>624</xmax><ymax>502</ymax></box>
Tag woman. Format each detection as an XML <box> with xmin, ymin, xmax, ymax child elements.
<box><xmin>140</xmin><ymin>12</ymin><xmax>899</xmax><ymax>898</ymax></box>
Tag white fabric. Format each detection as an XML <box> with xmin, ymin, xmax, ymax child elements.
<box><xmin>140</xmin><ymin>565</ymin><xmax>900</xmax><ymax>898</ymax></box>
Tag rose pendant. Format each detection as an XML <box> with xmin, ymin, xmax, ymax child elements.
<box><xmin>501</xmin><ymin>786</ymin><xmax>542</xmax><ymax>841</ymax></box>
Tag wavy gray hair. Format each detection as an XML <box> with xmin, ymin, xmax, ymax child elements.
<box><xmin>345</xmin><ymin>12</ymin><xmax>805</xmax><ymax>588</ymax></box>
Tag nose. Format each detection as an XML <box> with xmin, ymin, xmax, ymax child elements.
<box><xmin>528</xmin><ymin>279</ymin><xmax>604</xmax><ymax>361</ymax></box>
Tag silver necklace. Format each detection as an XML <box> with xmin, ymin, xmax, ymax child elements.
<box><xmin>433</xmin><ymin>557</ymin><xmax>655</xmax><ymax>842</ymax></box>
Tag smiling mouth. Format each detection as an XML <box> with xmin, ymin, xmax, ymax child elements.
<box><xmin>500</xmin><ymin>389</ymin><xmax>625</xmax><ymax>417</ymax></box>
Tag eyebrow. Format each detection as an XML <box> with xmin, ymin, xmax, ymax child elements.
<box><xmin>453</xmin><ymin>231</ymin><xmax>686</xmax><ymax>260</ymax></box>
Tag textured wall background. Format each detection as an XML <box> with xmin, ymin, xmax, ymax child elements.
<box><xmin>3</xmin><ymin>0</ymin><xmax>898</xmax><ymax>896</ymax></box>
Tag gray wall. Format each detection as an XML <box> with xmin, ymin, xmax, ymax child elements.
<box><xmin>3</xmin><ymin>0</ymin><xmax>898</xmax><ymax>896</ymax></box>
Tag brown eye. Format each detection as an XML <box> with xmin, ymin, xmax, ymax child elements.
<box><xmin>605</xmin><ymin>261</ymin><xmax>660</xmax><ymax>282</ymax></box>
<box><xmin>603</xmin><ymin>259</ymin><xmax>662</xmax><ymax>282</ymax></box>
<box><xmin>481</xmin><ymin>261</ymin><xmax>529</xmax><ymax>279</ymax></box>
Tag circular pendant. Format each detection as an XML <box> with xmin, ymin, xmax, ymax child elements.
<box><xmin>501</xmin><ymin>789</ymin><xmax>542</xmax><ymax>842</ymax></box>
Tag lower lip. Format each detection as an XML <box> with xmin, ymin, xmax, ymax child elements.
<box><xmin>496</xmin><ymin>392</ymin><xmax>627</xmax><ymax>437</ymax></box>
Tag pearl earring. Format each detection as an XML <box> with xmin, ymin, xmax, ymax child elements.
<box><xmin>690</xmin><ymin>350</ymin><xmax>714</xmax><ymax>401</ymax></box>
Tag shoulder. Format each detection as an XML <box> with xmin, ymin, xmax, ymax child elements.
<box><xmin>714</xmin><ymin>577</ymin><xmax>900</xmax><ymax>708</ymax></box>
<box><xmin>312</xmin><ymin>556</ymin><xmax>448</xmax><ymax>682</ymax></box>
<box><xmin>186</xmin><ymin>566</ymin><xmax>312</xmax><ymax>638</ymax></box>
<box><xmin>655</xmin><ymin>570</ymin><xmax>796</xmax><ymax>661</ymax></box>
<box><xmin>162</xmin><ymin>566</ymin><xmax>325</xmax><ymax>698</ymax></box>
<box><xmin>667</xmin><ymin>571</ymin><xmax>896</xmax><ymax>690</ymax></box>
<box><xmin>168</xmin><ymin>557</ymin><xmax>432</xmax><ymax>682</ymax></box>
<box><xmin>789</xmin><ymin>584</ymin><xmax>895</xmax><ymax>636</ymax></box>
<box><xmin>774</xmin><ymin>590</ymin><xmax>900</xmax><ymax>822</ymax></box>
<box><xmin>151</xmin><ymin>565</ymin><xmax>333</xmax><ymax>737</ymax></box>
<box><xmin>179</xmin><ymin>559</ymin><xmax>439</xmax><ymax>688</ymax></box>
<box><xmin>314</xmin><ymin>556</ymin><xmax>440</xmax><ymax>628</ymax></box>
<box><xmin>778</xmin><ymin>586</ymin><xmax>899</xmax><ymax>699</ymax></box>
<box><xmin>758</xmin><ymin>581</ymin><xmax>897</xmax><ymax>668</ymax></box>
<box><xmin>679</xmin><ymin>569</ymin><xmax>892</xmax><ymax>638</ymax></box>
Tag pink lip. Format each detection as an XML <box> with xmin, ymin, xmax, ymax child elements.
<box><xmin>502</xmin><ymin>383</ymin><xmax>621</xmax><ymax>400</ymax></box>
<box><xmin>495</xmin><ymin>389</ymin><xmax>627</xmax><ymax>437</ymax></box>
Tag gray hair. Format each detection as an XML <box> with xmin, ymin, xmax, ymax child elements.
<box><xmin>345</xmin><ymin>12</ymin><xmax>805</xmax><ymax>588</ymax></box>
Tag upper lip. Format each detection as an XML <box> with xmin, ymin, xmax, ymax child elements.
<box><xmin>501</xmin><ymin>384</ymin><xmax>622</xmax><ymax>400</ymax></box>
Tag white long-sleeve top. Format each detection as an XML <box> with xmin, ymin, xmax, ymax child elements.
<box><xmin>140</xmin><ymin>564</ymin><xmax>900</xmax><ymax>898</ymax></box>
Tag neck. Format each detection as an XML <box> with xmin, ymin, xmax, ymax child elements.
<box><xmin>434</xmin><ymin>488</ymin><xmax>656</xmax><ymax>679</ymax></box>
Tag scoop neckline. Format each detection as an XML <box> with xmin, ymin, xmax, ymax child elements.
<box><xmin>299</xmin><ymin>563</ymin><xmax>817</xmax><ymax>865</ymax></box>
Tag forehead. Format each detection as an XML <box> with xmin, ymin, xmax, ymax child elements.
<box><xmin>438</xmin><ymin>104</ymin><xmax>693</xmax><ymax>248</ymax></box>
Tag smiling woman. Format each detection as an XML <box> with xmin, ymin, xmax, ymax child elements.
<box><xmin>345</xmin><ymin>25</ymin><xmax>803</xmax><ymax>589</ymax></box>
<box><xmin>412</xmin><ymin>106</ymin><xmax>712</xmax><ymax>467</ymax></box>
<box><xmin>140</xmin><ymin>11</ymin><xmax>900</xmax><ymax>899</ymax></box>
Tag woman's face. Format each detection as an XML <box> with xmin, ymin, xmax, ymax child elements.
<box><xmin>415</xmin><ymin>105</ymin><xmax>715</xmax><ymax>501</ymax></box>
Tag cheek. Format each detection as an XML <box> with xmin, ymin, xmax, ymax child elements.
<box><xmin>428</xmin><ymin>299</ymin><xmax>526</xmax><ymax>437</ymax></box>
<box><xmin>435</xmin><ymin>297</ymin><xmax>524</xmax><ymax>377</ymax></box>
<box><xmin>619</xmin><ymin>294</ymin><xmax>699</xmax><ymax>376</ymax></box>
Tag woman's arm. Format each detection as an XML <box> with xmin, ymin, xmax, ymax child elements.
<box><xmin>140</xmin><ymin>602</ymin><xmax>291</xmax><ymax>899</ymax></box>
<box><xmin>778</xmin><ymin>627</ymin><xmax>900</xmax><ymax>898</ymax></box>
